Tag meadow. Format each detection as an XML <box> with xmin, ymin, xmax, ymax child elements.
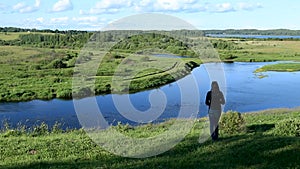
<box><xmin>0</xmin><ymin>32</ymin><xmax>201</xmax><ymax>101</ymax></box>
<box><xmin>0</xmin><ymin>108</ymin><xmax>299</xmax><ymax>169</ymax></box>
<box><xmin>255</xmin><ymin>63</ymin><xmax>300</xmax><ymax>72</ymax></box>
<box><xmin>212</xmin><ymin>38</ymin><xmax>300</xmax><ymax>62</ymax></box>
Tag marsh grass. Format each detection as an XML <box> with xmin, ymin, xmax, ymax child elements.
<box><xmin>255</xmin><ymin>63</ymin><xmax>300</xmax><ymax>72</ymax></box>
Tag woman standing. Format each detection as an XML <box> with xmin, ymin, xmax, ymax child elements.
<box><xmin>205</xmin><ymin>81</ymin><xmax>225</xmax><ymax>141</ymax></box>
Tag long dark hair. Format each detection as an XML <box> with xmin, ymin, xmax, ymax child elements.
<box><xmin>211</xmin><ymin>81</ymin><xmax>220</xmax><ymax>92</ymax></box>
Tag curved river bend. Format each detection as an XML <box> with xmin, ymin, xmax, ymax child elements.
<box><xmin>1</xmin><ymin>62</ymin><xmax>300</xmax><ymax>129</ymax></box>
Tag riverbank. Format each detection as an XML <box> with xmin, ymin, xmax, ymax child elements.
<box><xmin>255</xmin><ymin>63</ymin><xmax>300</xmax><ymax>72</ymax></box>
<box><xmin>1</xmin><ymin>108</ymin><xmax>299</xmax><ymax>169</ymax></box>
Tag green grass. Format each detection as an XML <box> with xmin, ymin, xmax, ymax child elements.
<box><xmin>255</xmin><ymin>63</ymin><xmax>300</xmax><ymax>72</ymax></box>
<box><xmin>209</xmin><ymin>38</ymin><xmax>300</xmax><ymax>62</ymax></box>
<box><xmin>0</xmin><ymin>32</ymin><xmax>56</xmax><ymax>41</ymax></box>
<box><xmin>1</xmin><ymin>109</ymin><xmax>300</xmax><ymax>169</ymax></box>
<box><xmin>0</xmin><ymin>46</ymin><xmax>75</xmax><ymax>101</ymax></box>
<box><xmin>0</xmin><ymin>32</ymin><xmax>29</xmax><ymax>41</ymax></box>
<box><xmin>0</xmin><ymin>45</ymin><xmax>201</xmax><ymax>101</ymax></box>
<box><xmin>0</xmin><ymin>31</ymin><xmax>205</xmax><ymax>101</ymax></box>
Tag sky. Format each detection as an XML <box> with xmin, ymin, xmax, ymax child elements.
<box><xmin>0</xmin><ymin>0</ymin><xmax>299</xmax><ymax>31</ymax></box>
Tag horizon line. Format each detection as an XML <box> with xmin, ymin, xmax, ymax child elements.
<box><xmin>1</xmin><ymin>26</ymin><xmax>300</xmax><ymax>32</ymax></box>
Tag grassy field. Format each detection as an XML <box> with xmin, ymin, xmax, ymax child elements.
<box><xmin>0</xmin><ymin>32</ymin><xmax>56</xmax><ymax>41</ymax></box>
<box><xmin>0</xmin><ymin>46</ymin><xmax>200</xmax><ymax>101</ymax></box>
<box><xmin>0</xmin><ymin>45</ymin><xmax>75</xmax><ymax>101</ymax></box>
<box><xmin>211</xmin><ymin>38</ymin><xmax>300</xmax><ymax>62</ymax></box>
<box><xmin>0</xmin><ymin>32</ymin><xmax>201</xmax><ymax>101</ymax></box>
<box><xmin>0</xmin><ymin>32</ymin><xmax>29</xmax><ymax>41</ymax></box>
<box><xmin>0</xmin><ymin>108</ymin><xmax>299</xmax><ymax>169</ymax></box>
<box><xmin>255</xmin><ymin>63</ymin><xmax>300</xmax><ymax>72</ymax></box>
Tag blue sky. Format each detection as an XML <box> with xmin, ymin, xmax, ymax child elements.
<box><xmin>0</xmin><ymin>0</ymin><xmax>299</xmax><ymax>30</ymax></box>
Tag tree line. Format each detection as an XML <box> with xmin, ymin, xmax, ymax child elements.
<box><xmin>203</xmin><ymin>29</ymin><xmax>300</xmax><ymax>36</ymax></box>
<box><xmin>0</xmin><ymin>27</ymin><xmax>88</xmax><ymax>34</ymax></box>
<box><xmin>1</xmin><ymin>27</ymin><xmax>300</xmax><ymax>36</ymax></box>
<box><xmin>0</xmin><ymin>28</ymin><xmax>207</xmax><ymax>50</ymax></box>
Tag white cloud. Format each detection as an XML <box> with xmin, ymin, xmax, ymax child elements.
<box><xmin>79</xmin><ymin>1</ymin><xmax>262</xmax><ymax>15</ymax></box>
<box><xmin>203</xmin><ymin>2</ymin><xmax>263</xmax><ymax>13</ymax></box>
<box><xmin>134</xmin><ymin>1</ymin><xmax>262</xmax><ymax>13</ymax></box>
<box><xmin>13</xmin><ymin>3</ymin><xmax>26</xmax><ymax>10</ymax></box>
<box><xmin>139</xmin><ymin>0</ymin><xmax>152</xmax><ymax>7</ymax></box>
<box><xmin>72</xmin><ymin>17</ymin><xmax>107</xmax><ymax>30</ymax></box>
<box><xmin>35</xmin><ymin>0</ymin><xmax>41</xmax><ymax>8</ymax></box>
<box><xmin>51</xmin><ymin>0</ymin><xmax>73</xmax><ymax>12</ymax></box>
<box><xmin>183</xmin><ymin>0</ymin><xmax>197</xmax><ymax>4</ymax></box>
<box><xmin>18</xmin><ymin>16</ymin><xmax>109</xmax><ymax>31</ymax></box>
<box><xmin>212</xmin><ymin>3</ymin><xmax>235</xmax><ymax>13</ymax></box>
<box><xmin>13</xmin><ymin>0</ymin><xmax>41</xmax><ymax>13</ymax></box>
<box><xmin>133</xmin><ymin>0</ymin><xmax>151</xmax><ymax>12</ymax></box>
<box><xmin>81</xmin><ymin>0</ymin><xmax>132</xmax><ymax>14</ymax></box>
<box><xmin>134</xmin><ymin>0</ymin><xmax>202</xmax><ymax>13</ymax></box>
<box><xmin>50</xmin><ymin>17</ymin><xmax>69</xmax><ymax>23</ymax></box>
<box><xmin>237</xmin><ymin>2</ymin><xmax>263</xmax><ymax>11</ymax></box>
<box><xmin>36</xmin><ymin>17</ymin><xmax>44</xmax><ymax>23</ymax></box>
<box><xmin>72</xmin><ymin>16</ymin><xmax>98</xmax><ymax>23</ymax></box>
<box><xmin>154</xmin><ymin>0</ymin><xmax>181</xmax><ymax>11</ymax></box>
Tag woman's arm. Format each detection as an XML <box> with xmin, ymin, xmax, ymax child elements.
<box><xmin>205</xmin><ymin>91</ymin><xmax>211</xmax><ymax>106</ymax></box>
<box><xmin>220</xmin><ymin>92</ymin><xmax>225</xmax><ymax>105</ymax></box>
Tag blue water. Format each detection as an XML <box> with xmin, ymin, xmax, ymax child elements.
<box><xmin>152</xmin><ymin>54</ymin><xmax>186</xmax><ymax>58</ymax></box>
<box><xmin>1</xmin><ymin>62</ymin><xmax>300</xmax><ymax>129</ymax></box>
<box><xmin>207</xmin><ymin>34</ymin><xmax>300</xmax><ymax>39</ymax></box>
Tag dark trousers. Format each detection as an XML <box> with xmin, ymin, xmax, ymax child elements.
<box><xmin>211</xmin><ymin>126</ymin><xmax>219</xmax><ymax>140</ymax></box>
<box><xmin>209</xmin><ymin>109</ymin><xmax>221</xmax><ymax>140</ymax></box>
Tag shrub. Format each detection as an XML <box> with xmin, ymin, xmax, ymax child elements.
<box><xmin>47</xmin><ymin>59</ymin><xmax>67</xmax><ymax>69</ymax></box>
<box><xmin>52</xmin><ymin>122</ymin><xmax>63</xmax><ymax>134</ymax></box>
<box><xmin>219</xmin><ymin>111</ymin><xmax>246</xmax><ymax>135</ymax></box>
<box><xmin>31</xmin><ymin>122</ymin><xmax>49</xmax><ymax>136</ymax></box>
<box><xmin>1</xmin><ymin>120</ymin><xmax>25</xmax><ymax>137</ymax></box>
<box><xmin>56</xmin><ymin>88</ymin><xmax>72</xmax><ymax>99</ymax></box>
<box><xmin>114</xmin><ymin>122</ymin><xmax>133</xmax><ymax>133</ymax></box>
<box><xmin>273</xmin><ymin>119</ymin><xmax>300</xmax><ymax>137</ymax></box>
<box><xmin>67</xmin><ymin>57</ymin><xmax>76</xmax><ymax>67</ymax></box>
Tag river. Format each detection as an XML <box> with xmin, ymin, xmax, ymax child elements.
<box><xmin>1</xmin><ymin>62</ymin><xmax>300</xmax><ymax>129</ymax></box>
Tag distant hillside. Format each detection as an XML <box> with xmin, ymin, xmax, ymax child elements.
<box><xmin>1</xmin><ymin>27</ymin><xmax>300</xmax><ymax>36</ymax></box>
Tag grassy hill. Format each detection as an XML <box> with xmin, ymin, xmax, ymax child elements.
<box><xmin>1</xmin><ymin>108</ymin><xmax>299</xmax><ymax>169</ymax></box>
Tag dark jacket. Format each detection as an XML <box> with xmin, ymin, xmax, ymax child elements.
<box><xmin>205</xmin><ymin>90</ymin><xmax>225</xmax><ymax>110</ymax></box>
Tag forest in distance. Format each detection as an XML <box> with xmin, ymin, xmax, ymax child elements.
<box><xmin>2</xmin><ymin>26</ymin><xmax>300</xmax><ymax>35</ymax></box>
